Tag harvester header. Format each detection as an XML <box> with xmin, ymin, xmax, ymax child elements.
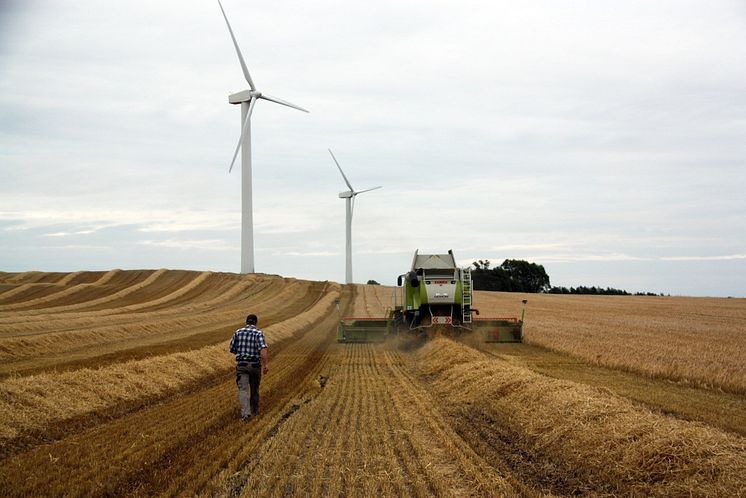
<box><xmin>338</xmin><ymin>249</ymin><xmax>525</xmax><ymax>343</ymax></box>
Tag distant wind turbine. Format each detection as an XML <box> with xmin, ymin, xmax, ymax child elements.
<box><xmin>218</xmin><ymin>0</ymin><xmax>308</xmax><ymax>274</ymax></box>
<box><xmin>328</xmin><ymin>149</ymin><xmax>381</xmax><ymax>284</ymax></box>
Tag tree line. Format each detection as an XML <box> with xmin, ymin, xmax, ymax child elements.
<box><xmin>547</xmin><ymin>286</ymin><xmax>660</xmax><ymax>296</ymax></box>
<box><xmin>471</xmin><ymin>259</ymin><xmax>663</xmax><ymax>295</ymax></box>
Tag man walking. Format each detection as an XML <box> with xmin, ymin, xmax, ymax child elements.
<box><xmin>229</xmin><ymin>314</ymin><xmax>269</xmax><ymax>420</ymax></box>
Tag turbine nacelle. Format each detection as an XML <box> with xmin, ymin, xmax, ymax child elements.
<box><xmin>228</xmin><ymin>90</ymin><xmax>307</xmax><ymax>113</ymax></box>
<box><xmin>339</xmin><ymin>191</ymin><xmax>354</xmax><ymax>199</ymax></box>
<box><xmin>228</xmin><ymin>89</ymin><xmax>260</xmax><ymax>104</ymax></box>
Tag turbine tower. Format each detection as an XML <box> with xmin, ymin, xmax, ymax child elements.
<box><xmin>328</xmin><ymin>149</ymin><xmax>381</xmax><ymax>284</ymax></box>
<box><xmin>218</xmin><ymin>0</ymin><xmax>308</xmax><ymax>274</ymax></box>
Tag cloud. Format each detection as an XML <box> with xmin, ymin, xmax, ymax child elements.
<box><xmin>526</xmin><ymin>253</ymin><xmax>746</xmax><ymax>264</ymax></box>
<box><xmin>138</xmin><ymin>239</ymin><xmax>236</xmax><ymax>251</ymax></box>
<box><xmin>270</xmin><ymin>250</ymin><xmax>339</xmax><ymax>258</ymax></box>
<box><xmin>661</xmin><ymin>254</ymin><xmax>746</xmax><ymax>262</ymax></box>
<box><xmin>0</xmin><ymin>207</ymin><xmax>237</xmax><ymax>234</ymax></box>
<box><xmin>1</xmin><ymin>0</ymin><xmax>745</xmax><ymax>296</ymax></box>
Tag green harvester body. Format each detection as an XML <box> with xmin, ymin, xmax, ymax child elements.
<box><xmin>337</xmin><ymin>250</ymin><xmax>525</xmax><ymax>343</ymax></box>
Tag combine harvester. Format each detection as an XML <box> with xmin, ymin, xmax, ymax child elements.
<box><xmin>338</xmin><ymin>250</ymin><xmax>526</xmax><ymax>343</ymax></box>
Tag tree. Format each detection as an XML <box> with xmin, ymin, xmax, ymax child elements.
<box><xmin>471</xmin><ymin>264</ymin><xmax>513</xmax><ymax>291</ymax></box>
<box><xmin>366</xmin><ymin>279</ymin><xmax>380</xmax><ymax>285</ymax></box>
<box><xmin>471</xmin><ymin>259</ymin><xmax>550</xmax><ymax>293</ymax></box>
<box><xmin>471</xmin><ymin>259</ymin><xmax>491</xmax><ymax>270</ymax></box>
<box><xmin>499</xmin><ymin>259</ymin><xmax>551</xmax><ymax>293</ymax></box>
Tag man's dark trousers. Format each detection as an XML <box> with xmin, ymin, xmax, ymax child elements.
<box><xmin>236</xmin><ymin>361</ymin><xmax>262</xmax><ymax>417</ymax></box>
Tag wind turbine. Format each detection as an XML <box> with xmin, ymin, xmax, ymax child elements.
<box><xmin>217</xmin><ymin>0</ymin><xmax>308</xmax><ymax>274</ymax></box>
<box><xmin>328</xmin><ymin>149</ymin><xmax>381</xmax><ymax>284</ymax></box>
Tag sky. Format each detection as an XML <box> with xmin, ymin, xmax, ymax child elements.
<box><xmin>1</xmin><ymin>0</ymin><xmax>745</xmax><ymax>297</ymax></box>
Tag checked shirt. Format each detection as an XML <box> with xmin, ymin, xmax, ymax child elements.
<box><xmin>229</xmin><ymin>325</ymin><xmax>268</xmax><ymax>361</ymax></box>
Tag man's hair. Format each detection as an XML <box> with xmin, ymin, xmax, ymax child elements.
<box><xmin>246</xmin><ymin>314</ymin><xmax>258</xmax><ymax>325</ymax></box>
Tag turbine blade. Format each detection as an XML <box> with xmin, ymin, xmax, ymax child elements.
<box><xmin>260</xmin><ymin>93</ymin><xmax>309</xmax><ymax>113</ymax></box>
<box><xmin>229</xmin><ymin>98</ymin><xmax>256</xmax><ymax>172</ymax></box>
<box><xmin>351</xmin><ymin>195</ymin><xmax>356</xmax><ymax>219</ymax></box>
<box><xmin>355</xmin><ymin>186</ymin><xmax>382</xmax><ymax>195</ymax></box>
<box><xmin>217</xmin><ymin>0</ymin><xmax>256</xmax><ymax>91</ymax></box>
<box><xmin>328</xmin><ymin>149</ymin><xmax>354</xmax><ymax>191</ymax></box>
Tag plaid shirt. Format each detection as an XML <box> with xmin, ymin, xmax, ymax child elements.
<box><xmin>229</xmin><ymin>325</ymin><xmax>268</xmax><ymax>361</ymax></box>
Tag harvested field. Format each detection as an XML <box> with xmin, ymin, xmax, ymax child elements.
<box><xmin>473</xmin><ymin>291</ymin><xmax>746</xmax><ymax>394</ymax></box>
<box><xmin>349</xmin><ymin>282</ymin><xmax>394</xmax><ymax>317</ymax></box>
<box><xmin>1</xmin><ymin>270</ymin><xmax>745</xmax><ymax>497</ymax></box>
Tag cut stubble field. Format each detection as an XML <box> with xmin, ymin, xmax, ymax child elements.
<box><xmin>0</xmin><ymin>270</ymin><xmax>745</xmax><ymax>497</ymax></box>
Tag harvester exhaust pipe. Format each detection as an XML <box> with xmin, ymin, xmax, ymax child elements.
<box><xmin>407</xmin><ymin>271</ymin><xmax>420</xmax><ymax>288</ymax></box>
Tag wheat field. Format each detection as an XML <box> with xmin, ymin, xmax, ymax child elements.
<box><xmin>1</xmin><ymin>270</ymin><xmax>745</xmax><ymax>497</ymax></box>
<box><xmin>473</xmin><ymin>290</ymin><xmax>746</xmax><ymax>393</ymax></box>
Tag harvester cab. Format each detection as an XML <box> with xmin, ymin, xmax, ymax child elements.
<box><xmin>395</xmin><ymin>250</ymin><xmax>466</xmax><ymax>328</ymax></box>
<box><xmin>337</xmin><ymin>249</ymin><xmax>525</xmax><ymax>343</ymax></box>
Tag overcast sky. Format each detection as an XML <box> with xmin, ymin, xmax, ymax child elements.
<box><xmin>1</xmin><ymin>0</ymin><xmax>745</xmax><ymax>297</ymax></box>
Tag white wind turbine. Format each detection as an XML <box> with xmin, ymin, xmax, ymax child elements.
<box><xmin>328</xmin><ymin>149</ymin><xmax>381</xmax><ymax>284</ymax></box>
<box><xmin>218</xmin><ymin>0</ymin><xmax>308</xmax><ymax>274</ymax></box>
